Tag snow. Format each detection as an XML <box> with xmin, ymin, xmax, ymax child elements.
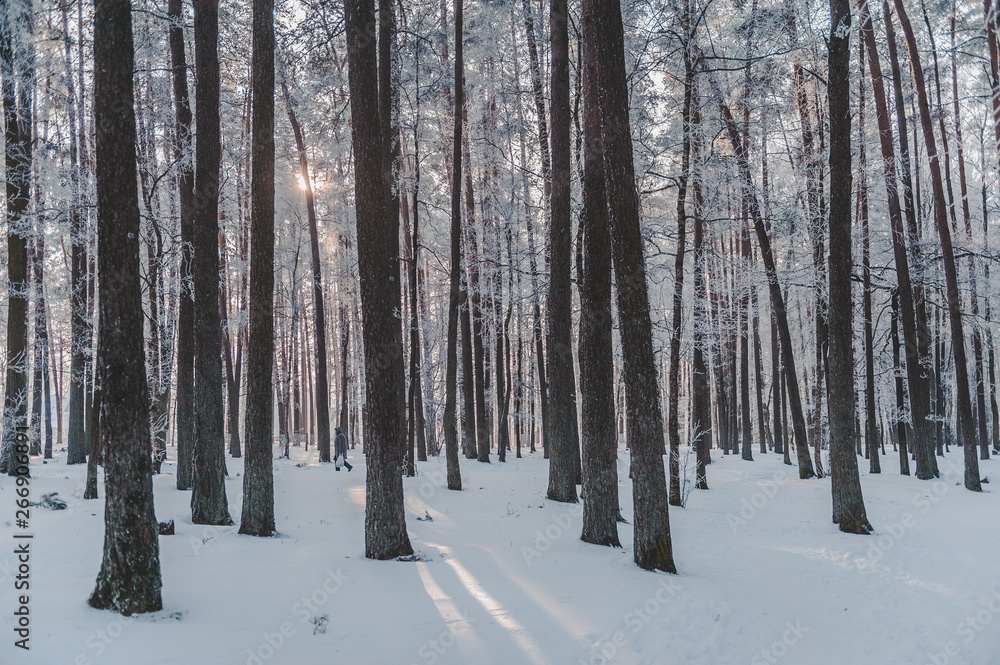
<box><xmin>1</xmin><ymin>444</ymin><xmax>998</xmax><ymax>665</ymax></box>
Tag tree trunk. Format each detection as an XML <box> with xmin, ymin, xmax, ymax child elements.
<box><xmin>668</xmin><ymin>23</ymin><xmax>694</xmax><ymax>504</ymax></box>
<box><xmin>58</xmin><ymin>0</ymin><xmax>87</xmax><ymax>466</ymax></box>
<box><xmin>985</xmin><ymin>0</ymin><xmax>1000</xmax><ymax>172</ymax></box>
<box><xmin>858</xmin><ymin>33</ymin><xmax>880</xmax><ymax>475</ymax></box>
<box><xmin>882</xmin><ymin>0</ymin><xmax>936</xmax><ymax>479</ymax></box>
<box><xmin>168</xmin><ymin>0</ymin><xmax>196</xmax><ymax>490</ymax></box>
<box><xmin>442</xmin><ymin>0</ymin><xmax>464</xmax><ymax>490</ymax></box>
<box><xmin>88</xmin><ymin>0</ymin><xmax>163</xmax><ymax>613</ymax></box>
<box><xmin>220</xmin><ymin>249</ymin><xmax>240</xmax><ymax>458</ymax></box>
<box><xmin>346</xmin><ymin>0</ymin><xmax>415</xmax><ymax>558</ymax></box>
<box><xmin>592</xmin><ymin>0</ymin><xmax>676</xmax><ymax>572</ymax></box>
<box><xmin>827</xmin><ymin>0</ymin><xmax>872</xmax><ymax>533</ymax></box>
<box><xmin>283</xmin><ymin>82</ymin><xmax>331</xmax><ymax>464</ymax></box>
<box><xmin>708</xmin><ymin>72</ymin><xmax>815</xmax><ymax>480</ymax></box>
<box><xmin>29</xmin><ymin>231</ymin><xmax>43</xmax><ymax>458</ymax></box>
<box><xmin>890</xmin><ymin>291</ymin><xmax>910</xmax><ymax>474</ymax></box>
<box><xmin>0</xmin><ymin>0</ymin><xmax>30</xmax><ymax>477</ymax></box>
<box><xmin>191</xmin><ymin>0</ymin><xmax>232</xmax><ymax>524</ymax></box>
<box><xmin>858</xmin><ymin>0</ymin><xmax>923</xmax><ymax>476</ymax></box>
<box><xmin>83</xmin><ymin>375</ymin><xmax>101</xmax><ymax>500</ymax></box>
<box><xmin>891</xmin><ymin>0</ymin><xmax>981</xmax><ymax>491</ymax></box>
<box><xmin>691</xmin><ymin>80</ymin><xmax>712</xmax><ymax>486</ymax></box>
<box><xmin>521</xmin><ymin>0</ymin><xmax>550</xmax><ymax>455</ymax></box>
<box><xmin>546</xmin><ymin>0</ymin><xmax>579</xmax><ymax>502</ymax></box>
<box><xmin>240</xmin><ymin>0</ymin><xmax>276</xmax><ymax>537</ymax></box>
<box><xmin>403</xmin><ymin>145</ymin><xmax>427</xmax><ymax>467</ymax></box>
<box><xmin>950</xmin><ymin>6</ymin><xmax>989</xmax><ymax>461</ymax></box>
<box><xmin>579</xmin><ymin>0</ymin><xmax>620</xmax><ymax>545</ymax></box>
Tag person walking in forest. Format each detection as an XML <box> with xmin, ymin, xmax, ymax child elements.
<box><xmin>334</xmin><ymin>426</ymin><xmax>352</xmax><ymax>471</ymax></box>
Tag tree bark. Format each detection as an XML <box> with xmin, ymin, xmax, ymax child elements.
<box><xmin>521</xmin><ymin>0</ymin><xmax>550</xmax><ymax>454</ymax></box>
<box><xmin>691</xmin><ymin>80</ymin><xmax>712</xmax><ymax>485</ymax></box>
<box><xmin>858</xmin><ymin>33</ymin><xmax>880</xmax><ymax>475</ymax></box>
<box><xmin>546</xmin><ymin>0</ymin><xmax>579</xmax><ymax>502</ymax></box>
<box><xmin>593</xmin><ymin>0</ymin><xmax>676</xmax><ymax>572</ymax></box>
<box><xmin>0</xmin><ymin>0</ymin><xmax>30</xmax><ymax>477</ymax></box>
<box><xmin>668</xmin><ymin>21</ymin><xmax>694</xmax><ymax>504</ymax></box>
<box><xmin>283</xmin><ymin>81</ymin><xmax>331</xmax><ymax>464</ymax></box>
<box><xmin>345</xmin><ymin>0</ymin><xmax>416</xmax><ymax>558</ymax></box>
<box><xmin>882</xmin><ymin>0</ymin><xmax>936</xmax><ymax>479</ymax></box>
<box><xmin>240</xmin><ymin>0</ymin><xmax>276</xmax><ymax>537</ymax></box>
<box><xmin>950</xmin><ymin>6</ymin><xmax>989</xmax><ymax>461</ymax></box>
<box><xmin>708</xmin><ymin>73</ymin><xmax>816</xmax><ymax>480</ymax></box>
<box><xmin>442</xmin><ymin>0</ymin><xmax>464</xmax><ymax>490</ymax></box>
<box><xmin>891</xmin><ymin>0</ymin><xmax>981</xmax><ymax>491</ymax></box>
<box><xmin>168</xmin><ymin>0</ymin><xmax>196</xmax><ymax>490</ymax></box>
<box><xmin>191</xmin><ymin>0</ymin><xmax>232</xmax><ymax>524</ymax></box>
<box><xmin>579</xmin><ymin>0</ymin><xmax>620</xmax><ymax>546</ymax></box>
<box><xmin>57</xmin><ymin>0</ymin><xmax>88</xmax><ymax>467</ymax></box>
<box><xmin>858</xmin><ymin>0</ymin><xmax>924</xmax><ymax>476</ymax></box>
<box><xmin>827</xmin><ymin>0</ymin><xmax>872</xmax><ymax>533</ymax></box>
<box><xmin>88</xmin><ymin>0</ymin><xmax>163</xmax><ymax>613</ymax></box>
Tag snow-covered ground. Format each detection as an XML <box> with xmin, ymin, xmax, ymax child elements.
<box><xmin>1</xmin><ymin>443</ymin><xmax>998</xmax><ymax>665</ymax></box>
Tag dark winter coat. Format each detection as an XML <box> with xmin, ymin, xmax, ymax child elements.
<box><xmin>334</xmin><ymin>429</ymin><xmax>348</xmax><ymax>459</ymax></box>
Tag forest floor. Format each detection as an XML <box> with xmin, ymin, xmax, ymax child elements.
<box><xmin>1</xmin><ymin>442</ymin><xmax>998</xmax><ymax>665</ymax></box>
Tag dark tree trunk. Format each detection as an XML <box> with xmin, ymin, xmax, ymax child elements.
<box><xmin>891</xmin><ymin>0</ymin><xmax>981</xmax><ymax>491</ymax></box>
<box><xmin>83</xmin><ymin>376</ymin><xmax>101</xmax><ymax>500</ymax></box>
<box><xmin>579</xmin><ymin>0</ymin><xmax>619</xmax><ymax>546</ymax></box>
<box><xmin>740</xmin><ymin>227</ymin><xmax>753</xmax><ymax>461</ymax></box>
<box><xmin>708</xmin><ymin>74</ymin><xmax>815</xmax><ymax>480</ymax></box>
<box><xmin>691</xmin><ymin>86</ymin><xmax>712</xmax><ymax>486</ymax></box>
<box><xmin>283</xmin><ymin>82</ymin><xmax>331</xmax><ymax>464</ymax></box>
<box><xmin>88</xmin><ymin>0</ymin><xmax>163</xmax><ymax>613</ymax></box>
<box><xmin>859</xmin><ymin>0</ymin><xmax>922</xmax><ymax>475</ymax></box>
<box><xmin>498</xmin><ymin>226</ymin><xmax>514</xmax><ymax>463</ymax></box>
<box><xmin>404</xmin><ymin>146</ymin><xmax>428</xmax><ymax>466</ymax></box>
<box><xmin>771</xmin><ymin>312</ymin><xmax>784</xmax><ymax>457</ymax></box>
<box><xmin>793</xmin><ymin>65</ymin><xmax>826</xmax><ymax>477</ymax></box>
<box><xmin>59</xmin><ymin>0</ymin><xmax>87</xmax><ymax>467</ymax></box>
<box><xmin>29</xmin><ymin>226</ymin><xmax>44</xmax><ymax>459</ymax></box>
<box><xmin>592</xmin><ymin>0</ymin><xmax>676</xmax><ymax>572</ymax></box>
<box><xmin>751</xmin><ymin>286</ymin><xmax>767</xmax><ymax>455</ymax></box>
<box><xmin>378</xmin><ymin>0</ymin><xmax>404</xmax><ymax>469</ymax></box>
<box><xmin>986</xmin><ymin>0</ymin><xmax>1000</xmax><ymax>171</ymax></box>
<box><xmin>191</xmin><ymin>0</ymin><xmax>232</xmax><ymax>525</ymax></box>
<box><xmin>520</xmin><ymin>0</ymin><xmax>550</xmax><ymax>455</ymax></box>
<box><xmin>546</xmin><ymin>0</ymin><xmax>579</xmax><ymax>502</ymax></box>
<box><xmin>0</xmin><ymin>0</ymin><xmax>30</xmax><ymax>477</ymax></box>
<box><xmin>169</xmin><ymin>0</ymin><xmax>195</xmax><ymax>490</ymax></box>
<box><xmin>983</xmin><ymin>176</ymin><xmax>1000</xmax><ymax>454</ymax></box>
<box><xmin>240</xmin><ymin>0</ymin><xmax>276</xmax><ymax>537</ymax></box>
<box><xmin>340</xmin><ymin>306</ymin><xmax>350</xmax><ymax>437</ymax></box>
<box><xmin>950</xmin><ymin>9</ymin><xmax>989</xmax><ymax>461</ymax></box>
<box><xmin>890</xmin><ymin>291</ymin><xmax>910</xmax><ymax>474</ymax></box>
<box><xmin>858</xmin><ymin>34</ymin><xmax>880</xmax><ymax>475</ymax></box>
<box><xmin>219</xmin><ymin>251</ymin><xmax>240</xmax><ymax>459</ymax></box>
<box><xmin>827</xmin><ymin>0</ymin><xmax>872</xmax><ymax>533</ymax></box>
<box><xmin>442</xmin><ymin>0</ymin><xmax>464</xmax><ymax>490</ymax></box>
<box><xmin>668</xmin><ymin>23</ymin><xmax>694</xmax><ymax>505</ymax></box>
<box><xmin>345</xmin><ymin>0</ymin><xmax>415</xmax><ymax>558</ymax></box>
<box><xmin>459</xmin><ymin>287</ymin><xmax>477</xmax><ymax>457</ymax></box>
<box><xmin>882</xmin><ymin>0</ymin><xmax>937</xmax><ymax>479</ymax></box>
